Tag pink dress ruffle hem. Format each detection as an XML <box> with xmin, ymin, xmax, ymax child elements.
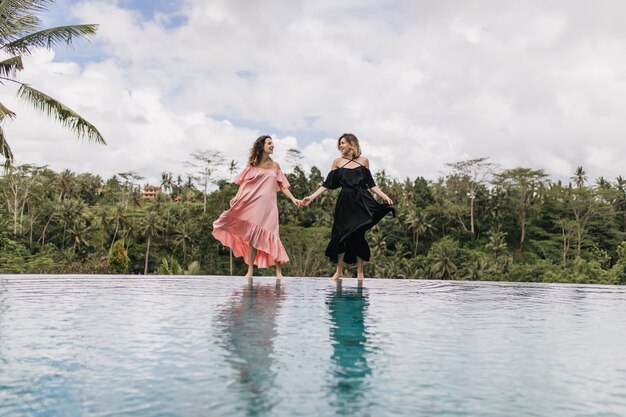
<box><xmin>212</xmin><ymin>165</ymin><xmax>290</xmax><ymax>268</ymax></box>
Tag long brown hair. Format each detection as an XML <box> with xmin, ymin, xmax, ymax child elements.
<box><xmin>337</xmin><ymin>133</ymin><xmax>361</xmax><ymax>158</ymax></box>
<box><xmin>248</xmin><ymin>135</ymin><xmax>272</xmax><ymax>166</ymax></box>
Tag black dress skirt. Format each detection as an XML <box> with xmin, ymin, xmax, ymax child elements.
<box><xmin>322</xmin><ymin>166</ymin><xmax>396</xmax><ymax>264</ymax></box>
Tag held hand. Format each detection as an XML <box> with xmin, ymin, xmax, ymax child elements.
<box><xmin>292</xmin><ymin>198</ymin><xmax>302</xmax><ymax>207</ymax></box>
<box><xmin>301</xmin><ymin>196</ymin><xmax>313</xmax><ymax>206</ymax></box>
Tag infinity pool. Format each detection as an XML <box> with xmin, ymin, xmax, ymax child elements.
<box><xmin>0</xmin><ymin>275</ymin><xmax>625</xmax><ymax>416</ymax></box>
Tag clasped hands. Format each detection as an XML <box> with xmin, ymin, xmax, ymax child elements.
<box><xmin>291</xmin><ymin>195</ymin><xmax>314</xmax><ymax>207</ymax></box>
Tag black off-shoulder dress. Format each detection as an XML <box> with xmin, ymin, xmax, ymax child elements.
<box><xmin>322</xmin><ymin>159</ymin><xmax>396</xmax><ymax>264</ymax></box>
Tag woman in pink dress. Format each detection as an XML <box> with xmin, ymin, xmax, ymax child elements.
<box><xmin>212</xmin><ymin>135</ymin><xmax>301</xmax><ymax>279</ymax></box>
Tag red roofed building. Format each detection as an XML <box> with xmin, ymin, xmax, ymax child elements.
<box><xmin>143</xmin><ymin>185</ymin><xmax>161</xmax><ymax>201</ymax></box>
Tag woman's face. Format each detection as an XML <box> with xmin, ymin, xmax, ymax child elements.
<box><xmin>263</xmin><ymin>138</ymin><xmax>274</xmax><ymax>155</ymax></box>
<box><xmin>338</xmin><ymin>138</ymin><xmax>352</xmax><ymax>157</ymax></box>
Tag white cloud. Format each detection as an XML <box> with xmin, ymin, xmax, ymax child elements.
<box><xmin>5</xmin><ymin>0</ymin><xmax>626</xmax><ymax>188</ymax></box>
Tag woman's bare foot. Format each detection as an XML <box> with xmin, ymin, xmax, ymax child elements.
<box><xmin>275</xmin><ymin>262</ymin><xmax>284</xmax><ymax>279</ymax></box>
<box><xmin>245</xmin><ymin>246</ymin><xmax>256</xmax><ymax>279</ymax></box>
<box><xmin>332</xmin><ymin>254</ymin><xmax>345</xmax><ymax>281</ymax></box>
<box><xmin>356</xmin><ymin>257</ymin><xmax>364</xmax><ymax>281</ymax></box>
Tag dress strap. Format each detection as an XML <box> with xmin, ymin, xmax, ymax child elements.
<box><xmin>340</xmin><ymin>157</ymin><xmax>363</xmax><ymax>168</ymax></box>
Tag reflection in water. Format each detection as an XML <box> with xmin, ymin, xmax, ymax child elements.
<box><xmin>216</xmin><ymin>279</ymin><xmax>284</xmax><ymax>416</ymax></box>
<box><xmin>0</xmin><ymin>277</ymin><xmax>7</xmax><ymax>358</ymax></box>
<box><xmin>327</xmin><ymin>280</ymin><xmax>373</xmax><ymax>415</ymax></box>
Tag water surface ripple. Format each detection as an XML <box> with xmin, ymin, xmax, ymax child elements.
<box><xmin>0</xmin><ymin>275</ymin><xmax>625</xmax><ymax>417</ymax></box>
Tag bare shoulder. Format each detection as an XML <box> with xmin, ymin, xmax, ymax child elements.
<box><xmin>273</xmin><ymin>161</ymin><xmax>281</xmax><ymax>170</ymax></box>
<box><xmin>358</xmin><ymin>156</ymin><xmax>370</xmax><ymax>168</ymax></box>
<box><xmin>331</xmin><ymin>157</ymin><xmax>342</xmax><ymax>169</ymax></box>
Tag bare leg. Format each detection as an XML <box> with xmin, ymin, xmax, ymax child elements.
<box><xmin>331</xmin><ymin>253</ymin><xmax>344</xmax><ymax>280</ymax></box>
<box><xmin>356</xmin><ymin>257</ymin><xmax>365</xmax><ymax>280</ymax></box>
<box><xmin>275</xmin><ymin>262</ymin><xmax>284</xmax><ymax>279</ymax></box>
<box><xmin>244</xmin><ymin>245</ymin><xmax>256</xmax><ymax>279</ymax></box>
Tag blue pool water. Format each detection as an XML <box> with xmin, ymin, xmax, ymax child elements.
<box><xmin>0</xmin><ymin>275</ymin><xmax>625</xmax><ymax>416</ymax></box>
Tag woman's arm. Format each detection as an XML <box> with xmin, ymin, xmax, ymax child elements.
<box><xmin>274</xmin><ymin>162</ymin><xmax>301</xmax><ymax>206</ymax></box>
<box><xmin>301</xmin><ymin>185</ymin><xmax>327</xmax><ymax>206</ymax></box>
<box><xmin>280</xmin><ymin>186</ymin><xmax>301</xmax><ymax>206</ymax></box>
<box><xmin>370</xmin><ymin>186</ymin><xmax>393</xmax><ymax>205</ymax></box>
<box><xmin>302</xmin><ymin>159</ymin><xmax>339</xmax><ymax>206</ymax></box>
<box><xmin>229</xmin><ymin>183</ymin><xmax>245</xmax><ymax>207</ymax></box>
<box><xmin>362</xmin><ymin>157</ymin><xmax>393</xmax><ymax>205</ymax></box>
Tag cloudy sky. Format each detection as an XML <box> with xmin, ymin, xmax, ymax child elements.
<box><xmin>5</xmin><ymin>0</ymin><xmax>626</xmax><ymax>185</ymax></box>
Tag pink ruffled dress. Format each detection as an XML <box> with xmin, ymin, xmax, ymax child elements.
<box><xmin>212</xmin><ymin>165</ymin><xmax>290</xmax><ymax>268</ymax></box>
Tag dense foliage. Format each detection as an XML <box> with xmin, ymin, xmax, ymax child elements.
<box><xmin>1</xmin><ymin>160</ymin><xmax>626</xmax><ymax>284</ymax></box>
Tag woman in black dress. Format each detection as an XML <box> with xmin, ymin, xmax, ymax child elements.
<box><xmin>302</xmin><ymin>133</ymin><xmax>395</xmax><ymax>280</ymax></box>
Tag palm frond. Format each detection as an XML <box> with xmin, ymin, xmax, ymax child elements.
<box><xmin>0</xmin><ymin>15</ymin><xmax>40</xmax><ymax>42</ymax></box>
<box><xmin>3</xmin><ymin>24</ymin><xmax>98</xmax><ymax>55</ymax></box>
<box><xmin>0</xmin><ymin>100</ymin><xmax>16</xmax><ymax>122</ymax></box>
<box><xmin>18</xmin><ymin>84</ymin><xmax>106</xmax><ymax>145</ymax></box>
<box><xmin>0</xmin><ymin>125</ymin><xmax>14</xmax><ymax>166</ymax></box>
<box><xmin>0</xmin><ymin>55</ymin><xmax>23</xmax><ymax>78</ymax></box>
<box><xmin>0</xmin><ymin>0</ymin><xmax>49</xmax><ymax>42</ymax></box>
<box><xmin>0</xmin><ymin>0</ymin><xmax>52</xmax><ymax>16</ymax></box>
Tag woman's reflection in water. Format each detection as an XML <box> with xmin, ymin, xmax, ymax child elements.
<box><xmin>327</xmin><ymin>279</ymin><xmax>373</xmax><ymax>415</ymax></box>
<box><xmin>217</xmin><ymin>278</ymin><xmax>285</xmax><ymax>416</ymax></box>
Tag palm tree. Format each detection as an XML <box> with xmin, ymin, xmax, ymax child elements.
<box><xmin>465</xmin><ymin>257</ymin><xmax>491</xmax><ymax>281</ymax></box>
<box><xmin>0</xmin><ymin>0</ymin><xmax>105</xmax><ymax>165</ymax></box>
<box><xmin>596</xmin><ymin>176</ymin><xmax>611</xmax><ymax>190</ymax></box>
<box><xmin>224</xmin><ymin>161</ymin><xmax>239</xmax><ymax>255</ymax></box>
<box><xmin>369</xmin><ymin>226</ymin><xmax>387</xmax><ymax>259</ymax></box>
<box><xmin>404</xmin><ymin>208</ymin><xmax>437</xmax><ymax>256</ymax></box>
<box><xmin>68</xmin><ymin>222</ymin><xmax>91</xmax><ymax>254</ymax></box>
<box><xmin>432</xmin><ymin>253</ymin><xmax>456</xmax><ymax>280</ymax></box>
<box><xmin>121</xmin><ymin>214</ymin><xmax>139</xmax><ymax>250</ymax></box>
<box><xmin>174</xmin><ymin>220</ymin><xmax>192</xmax><ymax>262</ymax></box>
<box><xmin>117</xmin><ymin>171</ymin><xmax>143</xmax><ymax>209</ymax></box>
<box><xmin>227</xmin><ymin>160</ymin><xmax>238</xmax><ymax>177</ymax></box>
<box><xmin>615</xmin><ymin>176</ymin><xmax>626</xmax><ymax>232</ymax></box>
<box><xmin>158</xmin><ymin>256</ymin><xmax>183</xmax><ymax>275</ymax></box>
<box><xmin>57</xmin><ymin>169</ymin><xmax>75</xmax><ymax>201</ymax></box>
<box><xmin>60</xmin><ymin>198</ymin><xmax>86</xmax><ymax>247</ymax></box>
<box><xmin>96</xmin><ymin>206</ymin><xmax>108</xmax><ymax>250</ymax></box>
<box><xmin>129</xmin><ymin>188</ymin><xmax>143</xmax><ymax>209</ymax></box>
<box><xmin>142</xmin><ymin>212</ymin><xmax>163</xmax><ymax>275</ymax></box>
<box><xmin>160</xmin><ymin>171</ymin><xmax>173</xmax><ymax>195</ymax></box>
<box><xmin>570</xmin><ymin>166</ymin><xmax>587</xmax><ymax>188</ymax></box>
<box><xmin>173</xmin><ymin>175</ymin><xmax>183</xmax><ymax>196</ymax></box>
<box><xmin>76</xmin><ymin>172</ymin><xmax>103</xmax><ymax>204</ymax></box>
<box><xmin>184</xmin><ymin>175</ymin><xmax>195</xmax><ymax>200</ymax></box>
<box><xmin>36</xmin><ymin>198</ymin><xmax>56</xmax><ymax>248</ymax></box>
<box><xmin>109</xmin><ymin>204</ymin><xmax>126</xmax><ymax>251</ymax></box>
<box><xmin>430</xmin><ymin>238</ymin><xmax>458</xmax><ymax>280</ymax></box>
<box><xmin>485</xmin><ymin>228</ymin><xmax>507</xmax><ymax>260</ymax></box>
